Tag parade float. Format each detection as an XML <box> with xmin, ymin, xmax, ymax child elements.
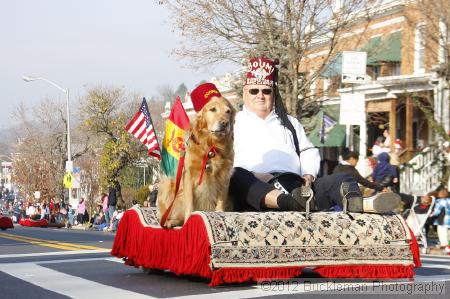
<box><xmin>111</xmin><ymin>206</ymin><xmax>420</xmax><ymax>286</ymax></box>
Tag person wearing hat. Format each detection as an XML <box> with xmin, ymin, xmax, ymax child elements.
<box><xmin>228</xmin><ymin>57</ymin><xmax>401</xmax><ymax>213</ymax></box>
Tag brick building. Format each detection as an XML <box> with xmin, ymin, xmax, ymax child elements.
<box><xmin>303</xmin><ymin>0</ymin><xmax>449</xmax><ymax>164</ymax></box>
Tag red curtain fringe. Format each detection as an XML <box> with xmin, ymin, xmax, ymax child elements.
<box><xmin>314</xmin><ymin>264</ymin><xmax>415</xmax><ymax>279</ymax></box>
<box><xmin>111</xmin><ymin>211</ymin><xmax>212</xmax><ymax>278</ymax></box>
<box><xmin>209</xmin><ymin>267</ymin><xmax>303</xmax><ymax>287</ymax></box>
<box><xmin>405</xmin><ymin>225</ymin><xmax>422</xmax><ymax>267</ymax></box>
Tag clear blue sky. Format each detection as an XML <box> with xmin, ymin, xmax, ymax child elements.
<box><xmin>0</xmin><ymin>0</ymin><xmax>236</xmax><ymax>128</ymax></box>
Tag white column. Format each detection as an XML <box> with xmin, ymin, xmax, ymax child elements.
<box><xmin>323</xmin><ymin>78</ymin><xmax>330</xmax><ymax>96</ymax></box>
<box><xmin>356</xmin><ymin>95</ymin><xmax>367</xmax><ymax>176</ymax></box>
<box><xmin>443</xmin><ymin>81</ymin><xmax>450</xmax><ymax>133</ymax></box>
<box><xmin>414</xmin><ymin>23</ymin><xmax>426</xmax><ymax>74</ymax></box>
<box><xmin>439</xmin><ymin>20</ymin><xmax>447</xmax><ymax>64</ymax></box>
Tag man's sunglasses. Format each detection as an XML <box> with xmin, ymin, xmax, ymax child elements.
<box><xmin>247</xmin><ymin>88</ymin><xmax>273</xmax><ymax>95</ymax></box>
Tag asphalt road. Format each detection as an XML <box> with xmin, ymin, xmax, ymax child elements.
<box><xmin>0</xmin><ymin>225</ymin><xmax>449</xmax><ymax>298</ymax></box>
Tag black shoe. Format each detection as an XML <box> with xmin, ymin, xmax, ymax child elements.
<box><xmin>340</xmin><ymin>182</ymin><xmax>363</xmax><ymax>212</ymax></box>
<box><xmin>362</xmin><ymin>192</ymin><xmax>401</xmax><ymax>213</ymax></box>
<box><xmin>291</xmin><ymin>185</ymin><xmax>316</xmax><ymax>211</ymax></box>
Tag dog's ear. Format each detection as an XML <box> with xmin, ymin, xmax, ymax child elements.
<box><xmin>193</xmin><ymin>109</ymin><xmax>207</xmax><ymax>135</ymax></box>
<box><xmin>230</xmin><ymin>103</ymin><xmax>236</xmax><ymax>124</ymax></box>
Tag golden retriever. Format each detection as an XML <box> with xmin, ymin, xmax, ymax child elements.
<box><xmin>157</xmin><ymin>96</ymin><xmax>235</xmax><ymax>228</ymax></box>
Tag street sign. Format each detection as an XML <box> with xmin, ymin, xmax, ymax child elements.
<box><xmin>342</xmin><ymin>51</ymin><xmax>367</xmax><ymax>84</ymax></box>
<box><xmin>72</xmin><ymin>171</ymin><xmax>81</xmax><ymax>188</ymax></box>
<box><xmin>65</xmin><ymin>161</ymin><xmax>73</xmax><ymax>172</ymax></box>
<box><xmin>339</xmin><ymin>93</ymin><xmax>366</xmax><ymax>125</ymax></box>
<box><xmin>63</xmin><ymin>172</ymin><xmax>73</xmax><ymax>189</ymax></box>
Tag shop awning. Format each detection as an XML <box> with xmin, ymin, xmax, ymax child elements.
<box><xmin>361</xmin><ymin>32</ymin><xmax>401</xmax><ymax>65</ymax></box>
<box><xmin>320</xmin><ymin>53</ymin><xmax>342</xmax><ymax>78</ymax></box>
<box><xmin>319</xmin><ymin>32</ymin><xmax>402</xmax><ymax>77</ymax></box>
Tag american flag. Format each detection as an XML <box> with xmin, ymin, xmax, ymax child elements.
<box><xmin>125</xmin><ymin>98</ymin><xmax>161</xmax><ymax>159</ymax></box>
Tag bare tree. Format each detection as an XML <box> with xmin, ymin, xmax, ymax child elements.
<box><xmin>12</xmin><ymin>98</ymin><xmax>88</xmax><ymax>202</ymax></box>
<box><xmin>156</xmin><ymin>84</ymin><xmax>176</xmax><ymax>103</ymax></box>
<box><xmin>166</xmin><ymin>0</ymin><xmax>368</xmax><ymax>117</ymax></box>
<box><xmin>77</xmin><ymin>147</ymin><xmax>101</xmax><ymax>212</ymax></box>
<box><xmin>402</xmin><ymin>0</ymin><xmax>450</xmax><ymax>185</ymax></box>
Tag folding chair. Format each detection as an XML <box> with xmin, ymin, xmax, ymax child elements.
<box><xmin>406</xmin><ymin>195</ymin><xmax>435</xmax><ymax>254</ymax></box>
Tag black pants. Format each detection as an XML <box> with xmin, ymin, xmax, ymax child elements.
<box><xmin>229</xmin><ymin>167</ymin><xmax>361</xmax><ymax>212</ymax></box>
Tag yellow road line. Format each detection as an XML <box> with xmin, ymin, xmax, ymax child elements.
<box><xmin>0</xmin><ymin>233</ymin><xmax>106</xmax><ymax>251</ymax></box>
<box><xmin>0</xmin><ymin>233</ymin><xmax>82</xmax><ymax>251</ymax></box>
<box><xmin>0</xmin><ymin>233</ymin><xmax>106</xmax><ymax>250</ymax></box>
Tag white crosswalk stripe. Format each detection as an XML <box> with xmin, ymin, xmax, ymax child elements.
<box><xmin>0</xmin><ymin>262</ymin><xmax>154</xmax><ymax>299</ymax></box>
<box><xmin>0</xmin><ymin>255</ymin><xmax>449</xmax><ymax>299</ymax></box>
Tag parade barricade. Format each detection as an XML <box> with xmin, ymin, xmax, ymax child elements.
<box><xmin>0</xmin><ymin>215</ymin><xmax>14</xmax><ymax>230</ymax></box>
<box><xmin>111</xmin><ymin>207</ymin><xmax>421</xmax><ymax>286</ymax></box>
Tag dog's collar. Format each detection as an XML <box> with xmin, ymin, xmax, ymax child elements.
<box><xmin>188</xmin><ymin>132</ymin><xmax>219</xmax><ymax>186</ymax></box>
<box><xmin>198</xmin><ymin>146</ymin><xmax>217</xmax><ymax>186</ymax></box>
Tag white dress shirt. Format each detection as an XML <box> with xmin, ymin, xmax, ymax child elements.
<box><xmin>233</xmin><ymin>107</ymin><xmax>320</xmax><ymax>177</ymax></box>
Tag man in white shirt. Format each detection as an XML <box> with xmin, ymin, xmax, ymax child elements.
<box><xmin>229</xmin><ymin>57</ymin><xmax>400</xmax><ymax>213</ymax></box>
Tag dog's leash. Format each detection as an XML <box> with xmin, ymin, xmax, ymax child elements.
<box><xmin>159</xmin><ymin>132</ymin><xmax>219</xmax><ymax>227</ymax></box>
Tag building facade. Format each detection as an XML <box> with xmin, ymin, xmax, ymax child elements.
<box><xmin>303</xmin><ymin>0</ymin><xmax>449</xmax><ymax>164</ymax></box>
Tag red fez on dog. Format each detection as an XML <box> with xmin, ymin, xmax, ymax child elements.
<box><xmin>245</xmin><ymin>58</ymin><xmax>276</xmax><ymax>87</ymax></box>
<box><xmin>190</xmin><ymin>83</ymin><xmax>222</xmax><ymax>112</ymax></box>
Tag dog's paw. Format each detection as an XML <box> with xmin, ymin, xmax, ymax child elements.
<box><xmin>164</xmin><ymin>219</ymin><xmax>183</xmax><ymax>228</ymax></box>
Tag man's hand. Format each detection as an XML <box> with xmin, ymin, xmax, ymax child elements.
<box><xmin>302</xmin><ymin>174</ymin><xmax>315</xmax><ymax>187</ymax></box>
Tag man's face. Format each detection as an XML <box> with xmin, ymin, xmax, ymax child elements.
<box><xmin>242</xmin><ymin>84</ymin><xmax>274</xmax><ymax>119</ymax></box>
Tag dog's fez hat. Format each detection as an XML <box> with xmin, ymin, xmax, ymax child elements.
<box><xmin>190</xmin><ymin>83</ymin><xmax>222</xmax><ymax>112</ymax></box>
<box><xmin>245</xmin><ymin>58</ymin><xmax>277</xmax><ymax>87</ymax></box>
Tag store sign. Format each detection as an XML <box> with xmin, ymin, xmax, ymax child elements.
<box><xmin>342</xmin><ymin>51</ymin><xmax>367</xmax><ymax>83</ymax></box>
<box><xmin>340</xmin><ymin>93</ymin><xmax>366</xmax><ymax>125</ymax></box>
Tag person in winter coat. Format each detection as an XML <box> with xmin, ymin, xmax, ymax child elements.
<box><xmin>77</xmin><ymin>198</ymin><xmax>86</xmax><ymax>225</ymax></box>
<box><xmin>333</xmin><ymin>149</ymin><xmax>386</xmax><ymax>193</ymax></box>
<box><xmin>101</xmin><ymin>192</ymin><xmax>109</xmax><ymax>225</ymax></box>
<box><xmin>372</xmin><ymin>152</ymin><xmax>398</xmax><ymax>189</ymax></box>
<box><xmin>107</xmin><ymin>186</ymin><xmax>117</xmax><ymax>225</ymax></box>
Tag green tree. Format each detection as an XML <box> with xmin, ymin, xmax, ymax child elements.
<box><xmin>79</xmin><ymin>87</ymin><xmax>146</xmax><ymax>207</ymax></box>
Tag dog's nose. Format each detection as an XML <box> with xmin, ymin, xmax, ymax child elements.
<box><xmin>220</xmin><ymin>120</ymin><xmax>229</xmax><ymax>127</ymax></box>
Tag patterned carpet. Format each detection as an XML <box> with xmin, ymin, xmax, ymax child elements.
<box><xmin>133</xmin><ymin>207</ymin><xmax>415</xmax><ymax>268</ymax></box>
